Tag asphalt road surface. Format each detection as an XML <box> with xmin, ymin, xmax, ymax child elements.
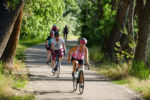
<box><xmin>25</xmin><ymin>40</ymin><xmax>143</xmax><ymax>100</ymax></box>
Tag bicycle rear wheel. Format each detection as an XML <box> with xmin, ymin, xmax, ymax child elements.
<box><xmin>79</xmin><ymin>70</ymin><xmax>84</xmax><ymax>94</ymax></box>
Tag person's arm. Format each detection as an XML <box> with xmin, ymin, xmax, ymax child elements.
<box><xmin>51</xmin><ymin>39</ymin><xmax>55</xmax><ymax>52</ymax></box>
<box><xmin>67</xmin><ymin>46</ymin><xmax>77</xmax><ymax>62</ymax></box>
<box><xmin>46</xmin><ymin>37</ymin><xmax>49</xmax><ymax>47</ymax></box>
<box><xmin>84</xmin><ymin>47</ymin><xmax>90</xmax><ymax>66</ymax></box>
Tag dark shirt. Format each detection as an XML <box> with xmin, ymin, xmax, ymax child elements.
<box><xmin>46</xmin><ymin>36</ymin><xmax>51</xmax><ymax>40</ymax></box>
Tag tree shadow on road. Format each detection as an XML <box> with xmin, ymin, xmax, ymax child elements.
<box><xmin>28</xmin><ymin>73</ymin><xmax>109</xmax><ymax>82</ymax></box>
<box><xmin>33</xmin><ymin>90</ymin><xmax>74</xmax><ymax>95</ymax></box>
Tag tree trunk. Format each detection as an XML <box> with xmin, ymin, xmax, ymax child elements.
<box><xmin>134</xmin><ymin>0</ymin><xmax>150</xmax><ymax>62</ymax></box>
<box><xmin>111</xmin><ymin>0</ymin><xmax>118</xmax><ymax>10</ymax></box>
<box><xmin>127</xmin><ymin>0</ymin><xmax>135</xmax><ymax>54</ymax></box>
<box><xmin>97</xmin><ymin>0</ymin><xmax>103</xmax><ymax>18</ymax></box>
<box><xmin>1</xmin><ymin>8</ymin><xmax>23</xmax><ymax>67</ymax></box>
<box><xmin>0</xmin><ymin>0</ymin><xmax>24</xmax><ymax>58</ymax></box>
<box><xmin>105</xmin><ymin>0</ymin><xmax>131</xmax><ymax>59</ymax></box>
<box><xmin>127</xmin><ymin>0</ymin><xmax>135</xmax><ymax>36</ymax></box>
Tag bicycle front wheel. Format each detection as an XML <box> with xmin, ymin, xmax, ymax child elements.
<box><xmin>79</xmin><ymin>70</ymin><xmax>84</xmax><ymax>94</ymax></box>
<box><xmin>73</xmin><ymin>73</ymin><xmax>78</xmax><ymax>91</ymax></box>
<box><xmin>56</xmin><ymin>64</ymin><xmax>60</xmax><ymax>78</ymax></box>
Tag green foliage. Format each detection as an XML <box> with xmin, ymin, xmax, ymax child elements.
<box><xmin>0</xmin><ymin>94</ymin><xmax>35</xmax><ymax>100</ymax></box>
<box><xmin>6</xmin><ymin>0</ymin><xmax>19</xmax><ymax>10</ymax></box>
<box><xmin>99</xmin><ymin>3</ymin><xmax>116</xmax><ymax>37</ymax></box>
<box><xmin>89</xmin><ymin>46</ymin><xmax>104</xmax><ymax>62</ymax></box>
<box><xmin>0</xmin><ymin>62</ymin><xmax>4</xmax><ymax>74</ymax></box>
<box><xmin>131</xmin><ymin>61</ymin><xmax>150</xmax><ymax>79</ymax></box>
<box><xmin>114</xmin><ymin>37</ymin><xmax>135</xmax><ymax>62</ymax></box>
<box><xmin>113</xmin><ymin>79</ymin><xmax>130</xmax><ymax>85</ymax></box>
<box><xmin>21</xmin><ymin>0</ymin><xmax>80</xmax><ymax>40</ymax></box>
<box><xmin>79</xmin><ymin>0</ymin><xmax>116</xmax><ymax>46</ymax></box>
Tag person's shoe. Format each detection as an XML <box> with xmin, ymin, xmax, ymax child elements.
<box><xmin>47</xmin><ymin>61</ymin><xmax>49</xmax><ymax>65</ymax></box>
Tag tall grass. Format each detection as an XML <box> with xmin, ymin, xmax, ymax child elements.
<box><xmin>131</xmin><ymin>61</ymin><xmax>150</xmax><ymax>79</ymax></box>
<box><xmin>100</xmin><ymin>63</ymin><xmax>131</xmax><ymax>80</ymax></box>
<box><xmin>0</xmin><ymin>94</ymin><xmax>35</xmax><ymax>100</ymax></box>
<box><xmin>0</xmin><ymin>74</ymin><xmax>12</xmax><ymax>95</ymax></box>
<box><xmin>0</xmin><ymin>62</ymin><xmax>35</xmax><ymax>100</ymax></box>
<box><xmin>0</xmin><ymin>39</ymin><xmax>43</xmax><ymax>100</ymax></box>
<box><xmin>0</xmin><ymin>62</ymin><xmax>4</xmax><ymax>74</ymax></box>
<box><xmin>90</xmin><ymin>46</ymin><xmax>150</xmax><ymax>99</ymax></box>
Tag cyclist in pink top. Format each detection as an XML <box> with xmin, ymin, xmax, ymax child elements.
<box><xmin>68</xmin><ymin>38</ymin><xmax>90</xmax><ymax>77</ymax></box>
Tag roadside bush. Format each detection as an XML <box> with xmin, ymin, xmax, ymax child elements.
<box><xmin>89</xmin><ymin>46</ymin><xmax>104</xmax><ymax>62</ymax></box>
<box><xmin>105</xmin><ymin>63</ymin><xmax>131</xmax><ymax>80</ymax></box>
<box><xmin>0</xmin><ymin>62</ymin><xmax>4</xmax><ymax>74</ymax></box>
<box><xmin>131</xmin><ymin>61</ymin><xmax>150</xmax><ymax>79</ymax></box>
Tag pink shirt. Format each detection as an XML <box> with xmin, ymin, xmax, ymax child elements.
<box><xmin>72</xmin><ymin>46</ymin><xmax>85</xmax><ymax>60</ymax></box>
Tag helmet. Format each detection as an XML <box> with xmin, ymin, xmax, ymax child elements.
<box><xmin>80</xmin><ymin>38</ymin><xmax>87</xmax><ymax>44</ymax></box>
<box><xmin>55</xmin><ymin>31</ymin><xmax>60</xmax><ymax>37</ymax></box>
<box><xmin>50</xmin><ymin>31</ymin><xmax>54</xmax><ymax>35</ymax></box>
<box><xmin>53</xmin><ymin>24</ymin><xmax>56</xmax><ymax>26</ymax></box>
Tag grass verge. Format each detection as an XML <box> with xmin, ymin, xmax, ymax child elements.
<box><xmin>0</xmin><ymin>39</ymin><xmax>44</xmax><ymax>100</ymax></box>
<box><xmin>89</xmin><ymin>46</ymin><xmax>150</xmax><ymax>100</ymax></box>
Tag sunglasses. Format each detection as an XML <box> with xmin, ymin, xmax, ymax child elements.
<box><xmin>80</xmin><ymin>42</ymin><xmax>85</xmax><ymax>45</ymax></box>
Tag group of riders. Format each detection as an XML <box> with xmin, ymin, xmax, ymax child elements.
<box><xmin>46</xmin><ymin>24</ymin><xmax>90</xmax><ymax>77</ymax></box>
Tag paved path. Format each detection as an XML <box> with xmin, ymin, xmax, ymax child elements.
<box><xmin>25</xmin><ymin>40</ymin><xmax>143</xmax><ymax>100</ymax></box>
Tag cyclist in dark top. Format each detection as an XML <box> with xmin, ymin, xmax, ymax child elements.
<box><xmin>63</xmin><ymin>25</ymin><xmax>69</xmax><ymax>41</ymax></box>
<box><xmin>46</xmin><ymin>31</ymin><xmax>54</xmax><ymax>64</ymax></box>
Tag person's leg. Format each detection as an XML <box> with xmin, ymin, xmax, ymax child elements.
<box><xmin>72</xmin><ymin>60</ymin><xmax>78</xmax><ymax>77</ymax></box>
<box><xmin>72</xmin><ymin>60</ymin><xmax>77</xmax><ymax>72</ymax></box>
<box><xmin>51</xmin><ymin>60</ymin><xmax>55</xmax><ymax>72</ymax></box>
<box><xmin>66</xmin><ymin>33</ymin><xmax>68</xmax><ymax>40</ymax></box>
<box><xmin>51</xmin><ymin>51</ymin><xmax>56</xmax><ymax>73</ymax></box>
<box><xmin>47</xmin><ymin>50</ymin><xmax>50</xmax><ymax>64</ymax></box>
<box><xmin>58</xmin><ymin>49</ymin><xmax>64</xmax><ymax>65</ymax></box>
<box><xmin>49</xmin><ymin>52</ymin><xmax>52</xmax><ymax>62</ymax></box>
<box><xmin>63</xmin><ymin>33</ymin><xmax>65</xmax><ymax>40</ymax></box>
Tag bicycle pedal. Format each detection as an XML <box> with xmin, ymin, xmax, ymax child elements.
<box><xmin>54</xmin><ymin>68</ymin><xmax>57</xmax><ymax>71</ymax></box>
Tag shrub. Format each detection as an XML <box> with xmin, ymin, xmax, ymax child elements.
<box><xmin>0</xmin><ymin>62</ymin><xmax>4</xmax><ymax>74</ymax></box>
<box><xmin>89</xmin><ymin>46</ymin><xmax>104</xmax><ymax>62</ymax></box>
<box><xmin>131</xmin><ymin>61</ymin><xmax>150</xmax><ymax>79</ymax></box>
<box><xmin>105</xmin><ymin>63</ymin><xmax>131</xmax><ymax>80</ymax></box>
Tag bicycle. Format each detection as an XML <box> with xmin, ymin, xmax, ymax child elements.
<box><xmin>53</xmin><ymin>50</ymin><xmax>61</xmax><ymax>78</ymax></box>
<box><xmin>73</xmin><ymin>62</ymin><xmax>88</xmax><ymax>94</ymax></box>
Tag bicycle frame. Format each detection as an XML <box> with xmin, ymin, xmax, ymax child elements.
<box><xmin>75</xmin><ymin>64</ymin><xmax>83</xmax><ymax>78</ymax></box>
<box><xmin>73</xmin><ymin>62</ymin><xmax>85</xmax><ymax>94</ymax></box>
